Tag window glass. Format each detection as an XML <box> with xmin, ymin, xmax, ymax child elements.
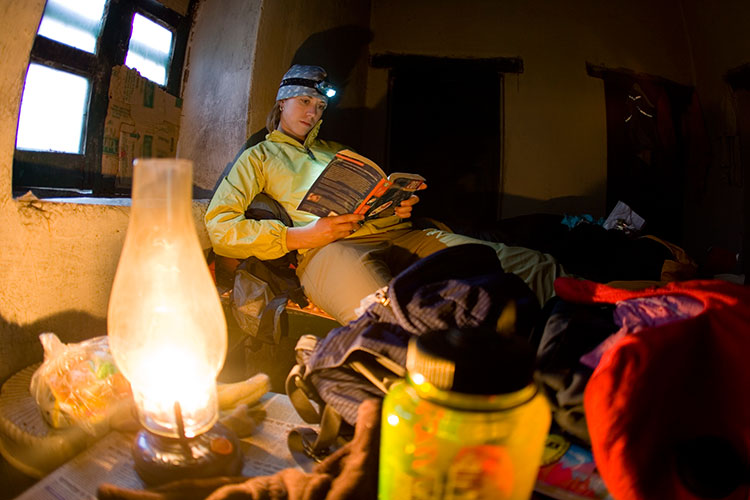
<box><xmin>13</xmin><ymin>0</ymin><xmax>191</xmax><ymax>196</ymax></box>
<box><xmin>37</xmin><ymin>0</ymin><xmax>107</xmax><ymax>54</ymax></box>
<box><xmin>125</xmin><ymin>13</ymin><xmax>173</xmax><ymax>86</ymax></box>
<box><xmin>16</xmin><ymin>64</ymin><xmax>89</xmax><ymax>154</ymax></box>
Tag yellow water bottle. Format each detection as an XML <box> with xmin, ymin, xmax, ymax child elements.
<box><xmin>379</xmin><ymin>327</ymin><xmax>550</xmax><ymax>499</ymax></box>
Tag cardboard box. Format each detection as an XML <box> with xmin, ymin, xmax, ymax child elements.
<box><xmin>102</xmin><ymin>65</ymin><xmax>182</xmax><ymax>188</ymax></box>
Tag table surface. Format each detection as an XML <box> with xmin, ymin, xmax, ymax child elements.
<box><xmin>13</xmin><ymin>393</ymin><xmax>311</xmax><ymax>500</ymax></box>
<box><xmin>5</xmin><ymin>381</ymin><xmax>608</xmax><ymax>500</ymax></box>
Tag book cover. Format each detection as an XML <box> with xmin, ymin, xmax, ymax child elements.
<box><xmin>297</xmin><ymin>149</ymin><xmax>424</xmax><ymax>220</ymax></box>
<box><xmin>535</xmin><ymin>434</ymin><xmax>613</xmax><ymax>500</ymax></box>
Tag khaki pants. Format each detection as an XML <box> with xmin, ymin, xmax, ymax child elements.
<box><xmin>296</xmin><ymin>228</ymin><xmax>566</xmax><ymax>324</ymax></box>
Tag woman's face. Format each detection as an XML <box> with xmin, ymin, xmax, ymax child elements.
<box><xmin>279</xmin><ymin>95</ymin><xmax>326</xmax><ymax>141</ymax></box>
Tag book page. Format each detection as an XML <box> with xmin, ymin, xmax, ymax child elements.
<box><xmin>297</xmin><ymin>151</ymin><xmax>384</xmax><ymax>217</ymax></box>
<box><xmin>14</xmin><ymin>394</ymin><xmax>317</xmax><ymax>499</ymax></box>
<box><xmin>332</xmin><ymin>149</ymin><xmax>387</xmax><ymax>178</ymax></box>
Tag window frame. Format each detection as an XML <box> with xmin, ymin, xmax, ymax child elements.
<box><xmin>13</xmin><ymin>0</ymin><xmax>194</xmax><ymax>197</ymax></box>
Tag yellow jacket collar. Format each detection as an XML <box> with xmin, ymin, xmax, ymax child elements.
<box><xmin>267</xmin><ymin>120</ymin><xmax>323</xmax><ymax>149</ymax></box>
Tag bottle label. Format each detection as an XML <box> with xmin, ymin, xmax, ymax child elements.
<box><xmin>446</xmin><ymin>445</ymin><xmax>515</xmax><ymax>498</ymax></box>
<box><xmin>396</xmin><ymin>444</ymin><xmax>515</xmax><ymax>499</ymax></box>
<box><xmin>379</xmin><ymin>381</ymin><xmax>550</xmax><ymax>500</ymax></box>
<box><xmin>381</xmin><ymin>396</ymin><xmax>518</xmax><ymax>499</ymax></box>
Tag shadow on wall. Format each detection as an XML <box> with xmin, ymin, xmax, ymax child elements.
<box><xmin>290</xmin><ymin>25</ymin><xmax>374</xmax><ymax>149</ymax></box>
<box><xmin>0</xmin><ymin>312</ymin><xmax>107</xmax><ymax>385</ymax></box>
<box><xmin>211</xmin><ymin>25</ymin><xmax>376</xmax><ymax>195</ymax></box>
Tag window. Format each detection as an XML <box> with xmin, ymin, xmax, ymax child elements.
<box><xmin>14</xmin><ymin>0</ymin><xmax>194</xmax><ymax>197</ymax></box>
<box><xmin>126</xmin><ymin>13</ymin><xmax>174</xmax><ymax>86</ymax></box>
<box><xmin>16</xmin><ymin>64</ymin><xmax>90</xmax><ymax>154</ymax></box>
<box><xmin>38</xmin><ymin>0</ymin><xmax>107</xmax><ymax>54</ymax></box>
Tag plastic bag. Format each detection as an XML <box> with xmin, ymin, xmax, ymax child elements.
<box><xmin>30</xmin><ymin>333</ymin><xmax>132</xmax><ymax>434</ymax></box>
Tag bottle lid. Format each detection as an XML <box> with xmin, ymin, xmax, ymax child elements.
<box><xmin>406</xmin><ymin>327</ymin><xmax>535</xmax><ymax>395</ymax></box>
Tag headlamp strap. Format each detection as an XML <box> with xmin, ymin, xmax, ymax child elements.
<box><xmin>280</xmin><ymin>77</ymin><xmax>321</xmax><ymax>90</ymax></box>
<box><xmin>280</xmin><ymin>78</ymin><xmax>334</xmax><ymax>97</ymax></box>
<box><xmin>280</xmin><ymin>77</ymin><xmax>319</xmax><ymax>88</ymax></box>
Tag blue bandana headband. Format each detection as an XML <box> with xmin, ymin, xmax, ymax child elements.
<box><xmin>276</xmin><ymin>64</ymin><xmax>334</xmax><ymax>105</ymax></box>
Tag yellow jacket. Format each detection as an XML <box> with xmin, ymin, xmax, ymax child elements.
<box><xmin>205</xmin><ymin>122</ymin><xmax>411</xmax><ymax>260</ymax></box>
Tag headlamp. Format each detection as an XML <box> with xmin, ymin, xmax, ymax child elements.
<box><xmin>280</xmin><ymin>77</ymin><xmax>337</xmax><ymax>99</ymax></box>
<box><xmin>315</xmin><ymin>81</ymin><xmax>337</xmax><ymax>98</ymax></box>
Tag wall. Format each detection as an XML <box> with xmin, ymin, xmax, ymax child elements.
<box><xmin>0</xmin><ymin>0</ymin><xmax>210</xmax><ymax>385</ymax></box>
<box><xmin>0</xmin><ymin>0</ymin><xmax>373</xmax><ymax>385</ymax></box>
<box><xmin>1</xmin><ymin>0</ymin><xmax>747</xmax><ymax>386</ymax></box>
<box><xmin>178</xmin><ymin>0</ymin><xmax>263</xmax><ymax>195</ymax></box>
<box><xmin>182</xmin><ymin>0</ymin><xmax>372</xmax><ymax>193</ymax></box>
<box><xmin>366</xmin><ymin>0</ymin><xmax>694</xmax><ymax>219</ymax></box>
<box><xmin>247</xmin><ymin>0</ymin><xmax>372</xmax><ymax>151</ymax></box>
<box><xmin>680</xmin><ymin>0</ymin><xmax>750</xmax><ymax>263</ymax></box>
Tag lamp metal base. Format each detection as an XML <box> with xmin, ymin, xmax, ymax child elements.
<box><xmin>133</xmin><ymin>422</ymin><xmax>243</xmax><ymax>486</ymax></box>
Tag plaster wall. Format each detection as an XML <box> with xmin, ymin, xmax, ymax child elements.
<box><xmin>366</xmin><ymin>0</ymin><xmax>694</xmax><ymax>218</ymax></box>
<box><xmin>0</xmin><ymin>0</ymin><xmax>210</xmax><ymax>384</ymax></box>
<box><xmin>183</xmin><ymin>0</ymin><xmax>372</xmax><ymax>191</ymax></box>
<box><xmin>680</xmin><ymin>0</ymin><xmax>750</xmax><ymax>259</ymax></box>
<box><xmin>247</xmin><ymin>0</ymin><xmax>372</xmax><ymax>150</ymax></box>
<box><xmin>1</xmin><ymin>0</ymin><xmax>745</xmax><ymax>385</ymax></box>
<box><xmin>0</xmin><ymin>0</ymin><xmax>371</xmax><ymax>384</ymax></box>
<box><xmin>178</xmin><ymin>0</ymin><xmax>262</xmax><ymax>194</ymax></box>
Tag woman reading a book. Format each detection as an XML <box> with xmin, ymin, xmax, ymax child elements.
<box><xmin>206</xmin><ymin>65</ymin><xmax>565</xmax><ymax>323</ymax></box>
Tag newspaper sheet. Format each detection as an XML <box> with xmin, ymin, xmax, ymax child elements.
<box><xmin>14</xmin><ymin>394</ymin><xmax>315</xmax><ymax>499</ymax></box>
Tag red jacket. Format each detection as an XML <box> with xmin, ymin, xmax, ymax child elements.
<box><xmin>555</xmin><ymin>277</ymin><xmax>750</xmax><ymax>500</ymax></box>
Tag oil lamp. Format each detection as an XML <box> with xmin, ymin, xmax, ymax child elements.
<box><xmin>107</xmin><ymin>158</ymin><xmax>242</xmax><ymax>485</ymax></box>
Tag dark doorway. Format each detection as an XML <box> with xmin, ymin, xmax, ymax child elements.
<box><xmin>588</xmin><ymin>64</ymin><xmax>694</xmax><ymax>245</ymax></box>
<box><xmin>375</xmin><ymin>55</ymin><xmax>522</xmax><ymax>232</ymax></box>
<box><xmin>726</xmin><ymin>64</ymin><xmax>750</xmax><ymax>281</ymax></box>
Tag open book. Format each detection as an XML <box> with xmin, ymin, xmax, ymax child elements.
<box><xmin>297</xmin><ymin>149</ymin><xmax>425</xmax><ymax>220</ymax></box>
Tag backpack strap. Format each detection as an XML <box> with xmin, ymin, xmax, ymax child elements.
<box><xmin>286</xmin><ymin>363</ymin><xmax>322</xmax><ymax>424</ymax></box>
<box><xmin>285</xmin><ymin>335</ymin><xmax>323</xmax><ymax>423</ymax></box>
<box><xmin>228</xmin><ymin>288</ymin><xmax>293</xmax><ymax>354</ymax></box>
<box><xmin>347</xmin><ymin>351</ymin><xmax>406</xmax><ymax>393</ymax></box>
<box><xmin>286</xmin><ymin>335</ymin><xmax>348</xmax><ymax>469</ymax></box>
<box><xmin>287</xmin><ymin>404</ymin><xmax>344</xmax><ymax>470</ymax></box>
<box><xmin>257</xmin><ymin>293</ymin><xmax>291</xmax><ymax>346</ymax></box>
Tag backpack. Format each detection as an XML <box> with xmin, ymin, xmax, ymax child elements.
<box><xmin>229</xmin><ymin>194</ymin><xmax>309</xmax><ymax>351</ymax></box>
<box><xmin>285</xmin><ymin>243</ymin><xmax>542</xmax><ymax>467</ymax></box>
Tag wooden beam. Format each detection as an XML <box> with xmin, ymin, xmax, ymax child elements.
<box><xmin>371</xmin><ymin>53</ymin><xmax>523</xmax><ymax>74</ymax></box>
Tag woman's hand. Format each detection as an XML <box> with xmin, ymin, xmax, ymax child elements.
<box><xmin>394</xmin><ymin>183</ymin><xmax>427</xmax><ymax>219</ymax></box>
<box><xmin>286</xmin><ymin>213</ymin><xmax>364</xmax><ymax>250</ymax></box>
